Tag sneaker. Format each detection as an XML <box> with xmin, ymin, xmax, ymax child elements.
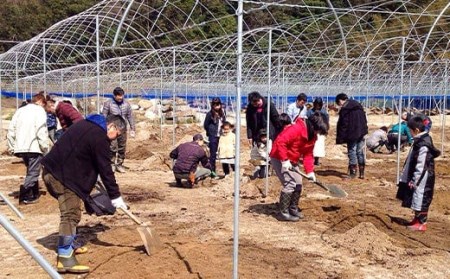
<box><xmin>210</xmin><ymin>171</ymin><xmax>217</xmax><ymax>178</ymax></box>
<box><xmin>115</xmin><ymin>165</ymin><xmax>126</xmax><ymax>173</ymax></box>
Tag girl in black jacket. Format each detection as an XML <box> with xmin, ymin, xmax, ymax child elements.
<box><xmin>203</xmin><ymin>97</ymin><xmax>226</xmax><ymax>178</ymax></box>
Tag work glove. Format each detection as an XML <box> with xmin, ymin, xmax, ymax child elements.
<box><xmin>130</xmin><ymin>131</ymin><xmax>136</xmax><ymax>138</ymax></box>
<box><xmin>111</xmin><ymin>196</ymin><xmax>128</xmax><ymax>210</ymax></box>
<box><xmin>281</xmin><ymin>160</ymin><xmax>292</xmax><ymax>172</ymax></box>
<box><xmin>306</xmin><ymin>172</ymin><xmax>316</xmax><ymax>182</ymax></box>
<box><xmin>408</xmin><ymin>181</ymin><xmax>416</xmax><ymax>190</ymax></box>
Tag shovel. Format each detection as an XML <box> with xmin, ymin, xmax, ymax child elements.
<box><xmin>119</xmin><ymin>207</ymin><xmax>162</xmax><ymax>255</ymax></box>
<box><xmin>294</xmin><ymin>169</ymin><xmax>348</xmax><ymax>198</ymax></box>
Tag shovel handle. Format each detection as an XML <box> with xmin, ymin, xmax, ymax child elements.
<box><xmin>119</xmin><ymin>207</ymin><xmax>144</xmax><ymax>225</ymax></box>
<box><xmin>294</xmin><ymin>169</ymin><xmax>331</xmax><ymax>192</ymax></box>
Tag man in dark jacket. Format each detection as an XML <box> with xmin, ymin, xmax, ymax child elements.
<box><xmin>245</xmin><ymin>91</ymin><xmax>281</xmax><ymax>145</ymax></box>
<box><xmin>335</xmin><ymin>93</ymin><xmax>368</xmax><ymax>179</ymax></box>
<box><xmin>41</xmin><ymin>114</ymin><xmax>128</xmax><ymax>274</ymax></box>
<box><xmin>170</xmin><ymin>134</ymin><xmax>211</xmax><ymax>187</ymax></box>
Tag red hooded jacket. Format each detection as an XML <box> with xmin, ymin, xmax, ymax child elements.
<box><xmin>269</xmin><ymin>119</ymin><xmax>316</xmax><ymax>174</ymax></box>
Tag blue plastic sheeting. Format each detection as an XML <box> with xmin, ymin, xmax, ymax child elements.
<box><xmin>1</xmin><ymin>90</ymin><xmax>448</xmax><ymax>110</ymax></box>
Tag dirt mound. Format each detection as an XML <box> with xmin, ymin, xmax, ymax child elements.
<box><xmin>325</xmin><ymin>222</ymin><xmax>402</xmax><ymax>261</ymax></box>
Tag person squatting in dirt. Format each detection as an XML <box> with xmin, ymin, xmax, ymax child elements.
<box><xmin>7</xmin><ymin>92</ymin><xmax>49</xmax><ymax>204</ymax></box>
<box><xmin>170</xmin><ymin>134</ymin><xmax>212</xmax><ymax>188</ymax></box>
<box><xmin>396</xmin><ymin>116</ymin><xmax>440</xmax><ymax>232</ymax></box>
<box><xmin>335</xmin><ymin>93</ymin><xmax>368</xmax><ymax>179</ymax></box>
<box><xmin>102</xmin><ymin>87</ymin><xmax>136</xmax><ymax>173</ymax></box>
<box><xmin>250</xmin><ymin>128</ymin><xmax>272</xmax><ymax>179</ymax></box>
<box><xmin>217</xmin><ymin>121</ymin><xmax>235</xmax><ymax>178</ymax></box>
<box><xmin>366</xmin><ymin>126</ymin><xmax>389</xmax><ymax>154</ymax></box>
<box><xmin>386</xmin><ymin>112</ymin><xmax>413</xmax><ymax>153</ymax></box>
<box><xmin>41</xmin><ymin>114</ymin><xmax>129</xmax><ymax>274</ymax></box>
<box><xmin>306</xmin><ymin>97</ymin><xmax>329</xmax><ymax>166</ymax></box>
<box><xmin>270</xmin><ymin>111</ymin><xmax>329</xmax><ymax>222</ymax></box>
<box><xmin>203</xmin><ymin>97</ymin><xmax>226</xmax><ymax>179</ymax></box>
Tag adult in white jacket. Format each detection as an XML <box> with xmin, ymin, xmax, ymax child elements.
<box><xmin>7</xmin><ymin>93</ymin><xmax>49</xmax><ymax>204</ymax></box>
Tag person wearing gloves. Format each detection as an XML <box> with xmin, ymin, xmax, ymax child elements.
<box><xmin>270</xmin><ymin>112</ymin><xmax>329</xmax><ymax>222</ymax></box>
<box><xmin>41</xmin><ymin>114</ymin><xmax>128</xmax><ymax>274</ymax></box>
<box><xmin>102</xmin><ymin>87</ymin><xmax>135</xmax><ymax>173</ymax></box>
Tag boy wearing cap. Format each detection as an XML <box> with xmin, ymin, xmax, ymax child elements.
<box><xmin>102</xmin><ymin>87</ymin><xmax>135</xmax><ymax>173</ymax></box>
<box><xmin>169</xmin><ymin>134</ymin><xmax>212</xmax><ymax>187</ymax></box>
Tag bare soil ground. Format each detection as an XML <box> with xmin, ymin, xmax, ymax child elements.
<box><xmin>1</xmin><ymin>100</ymin><xmax>449</xmax><ymax>279</ymax></box>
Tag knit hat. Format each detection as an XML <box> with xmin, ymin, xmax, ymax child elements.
<box><xmin>193</xmin><ymin>134</ymin><xmax>204</xmax><ymax>141</ymax></box>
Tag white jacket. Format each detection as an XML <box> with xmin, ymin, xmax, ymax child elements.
<box><xmin>7</xmin><ymin>104</ymin><xmax>49</xmax><ymax>154</ymax></box>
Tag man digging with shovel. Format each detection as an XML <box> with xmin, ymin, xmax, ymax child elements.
<box><xmin>41</xmin><ymin>114</ymin><xmax>129</xmax><ymax>274</ymax></box>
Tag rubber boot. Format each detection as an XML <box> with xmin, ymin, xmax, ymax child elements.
<box><xmin>348</xmin><ymin>165</ymin><xmax>357</xmax><ymax>179</ymax></box>
<box><xmin>289</xmin><ymin>190</ymin><xmax>304</xmax><ymax>219</ymax></box>
<box><xmin>314</xmin><ymin>157</ymin><xmax>320</xmax><ymax>166</ymax></box>
<box><xmin>358</xmin><ymin>165</ymin><xmax>365</xmax><ymax>179</ymax></box>
<box><xmin>73</xmin><ymin>235</ymin><xmax>88</xmax><ymax>255</ymax></box>
<box><xmin>407</xmin><ymin>211</ymin><xmax>427</xmax><ymax>231</ymax></box>
<box><xmin>278</xmin><ymin>192</ymin><xmax>300</xmax><ymax>222</ymax></box>
<box><xmin>57</xmin><ymin>236</ymin><xmax>90</xmax><ymax>273</ymax></box>
<box><xmin>32</xmin><ymin>181</ymin><xmax>40</xmax><ymax>200</ymax></box>
<box><xmin>19</xmin><ymin>186</ymin><xmax>38</xmax><ymax>204</ymax></box>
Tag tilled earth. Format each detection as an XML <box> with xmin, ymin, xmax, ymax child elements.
<box><xmin>1</xmin><ymin>114</ymin><xmax>449</xmax><ymax>279</ymax></box>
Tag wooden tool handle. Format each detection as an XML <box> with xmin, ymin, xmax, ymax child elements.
<box><xmin>119</xmin><ymin>207</ymin><xmax>143</xmax><ymax>225</ymax></box>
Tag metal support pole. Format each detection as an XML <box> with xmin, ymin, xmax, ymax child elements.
<box><xmin>43</xmin><ymin>40</ymin><xmax>47</xmax><ymax>94</ymax></box>
<box><xmin>172</xmin><ymin>48</ymin><xmax>176</xmax><ymax>147</ymax></box>
<box><xmin>96</xmin><ymin>15</ymin><xmax>101</xmax><ymax>113</ymax></box>
<box><xmin>396</xmin><ymin>37</ymin><xmax>406</xmax><ymax>184</ymax></box>
<box><xmin>0</xmin><ymin>192</ymin><xmax>24</xmax><ymax>219</ymax></box>
<box><xmin>0</xmin><ymin>214</ymin><xmax>62</xmax><ymax>279</ymax></box>
<box><xmin>233</xmin><ymin>1</ymin><xmax>244</xmax><ymax>278</ymax></box>
<box><xmin>15</xmin><ymin>52</ymin><xmax>19</xmax><ymax>109</ymax></box>
<box><xmin>264</xmin><ymin>29</ymin><xmax>272</xmax><ymax>197</ymax></box>
<box><xmin>442</xmin><ymin>61</ymin><xmax>448</xmax><ymax>156</ymax></box>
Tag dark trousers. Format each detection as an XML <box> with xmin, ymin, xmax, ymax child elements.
<box><xmin>42</xmin><ymin>169</ymin><xmax>81</xmax><ymax>236</ymax></box>
<box><xmin>222</xmin><ymin>163</ymin><xmax>235</xmax><ymax>175</ymax></box>
<box><xmin>208</xmin><ymin>136</ymin><xmax>220</xmax><ymax>172</ymax></box>
<box><xmin>18</xmin><ymin>153</ymin><xmax>43</xmax><ymax>191</ymax></box>
<box><xmin>387</xmin><ymin>133</ymin><xmax>408</xmax><ymax>151</ymax></box>
<box><xmin>111</xmin><ymin>131</ymin><xmax>128</xmax><ymax>165</ymax></box>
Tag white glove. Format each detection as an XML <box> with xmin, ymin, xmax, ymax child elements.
<box><xmin>111</xmin><ymin>196</ymin><xmax>127</xmax><ymax>210</ymax></box>
<box><xmin>281</xmin><ymin>160</ymin><xmax>293</xmax><ymax>172</ymax></box>
<box><xmin>306</xmin><ymin>172</ymin><xmax>316</xmax><ymax>182</ymax></box>
<box><xmin>130</xmin><ymin>131</ymin><xmax>136</xmax><ymax>138</ymax></box>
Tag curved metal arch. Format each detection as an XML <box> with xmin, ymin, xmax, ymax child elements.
<box><xmin>325</xmin><ymin>0</ymin><xmax>348</xmax><ymax>59</ymax></box>
<box><xmin>419</xmin><ymin>2</ymin><xmax>450</xmax><ymax>62</ymax></box>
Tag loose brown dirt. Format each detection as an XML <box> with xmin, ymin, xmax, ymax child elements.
<box><xmin>1</xmin><ymin>106</ymin><xmax>449</xmax><ymax>279</ymax></box>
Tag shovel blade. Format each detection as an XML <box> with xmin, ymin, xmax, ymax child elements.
<box><xmin>325</xmin><ymin>184</ymin><xmax>348</xmax><ymax>198</ymax></box>
<box><xmin>136</xmin><ymin>226</ymin><xmax>162</xmax><ymax>255</ymax></box>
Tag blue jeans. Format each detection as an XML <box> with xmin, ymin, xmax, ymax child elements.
<box><xmin>208</xmin><ymin>136</ymin><xmax>220</xmax><ymax>172</ymax></box>
<box><xmin>347</xmin><ymin>139</ymin><xmax>365</xmax><ymax>166</ymax></box>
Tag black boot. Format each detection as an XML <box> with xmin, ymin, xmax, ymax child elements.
<box><xmin>32</xmin><ymin>181</ymin><xmax>40</xmax><ymax>200</ymax></box>
<box><xmin>278</xmin><ymin>192</ymin><xmax>300</xmax><ymax>222</ymax></box>
<box><xmin>314</xmin><ymin>157</ymin><xmax>320</xmax><ymax>166</ymax></box>
<box><xmin>348</xmin><ymin>165</ymin><xmax>357</xmax><ymax>179</ymax></box>
<box><xmin>289</xmin><ymin>190</ymin><xmax>304</xmax><ymax>219</ymax></box>
<box><xmin>358</xmin><ymin>165</ymin><xmax>365</xmax><ymax>179</ymax></box>
<box><xmin>19</xmin><ymin>185</ymin><xmax>39</xmax><ymax>205</ymax></box>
